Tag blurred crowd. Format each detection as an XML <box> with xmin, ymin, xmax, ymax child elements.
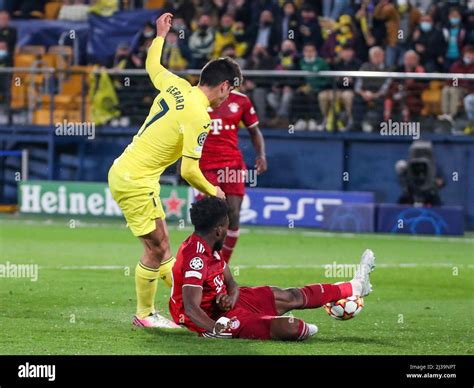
<box><xmin>1</xmin><ymin>0</ymin><xmax>474</xmax><ymax>133</ymax></box>
<box><xmin>101</xmin><ymin>0</ymin><xmax>474</xmax><ymax>133</ymax></box>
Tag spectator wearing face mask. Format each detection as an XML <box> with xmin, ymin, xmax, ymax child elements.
<box><xmin>247</xmin><ymin>10</ymin><xmax>281</xmax><ymax>57</ymax></box>
<box><xmin>279</xmin><ymin>1</ymin><xmax>299</xmax><ymax>42</ymax></box>
<box><xmin>433</xmin><ymin>0</ymin><xmax>468</xmax><ymax>28</ymax></box>
<box><xmin>442</xmin><ymin>8</ymin><xmax>467</xmax><ymax>71</ymax></box>
<box><xmin>212</xmin><ymin>14</ymin><xmax>237</xmax><ymax>58</ymax></box>
<box><xmin>188</xmin><ymin>14</ymin><xmax>215</xmax><ymax>68</ymax></box>
<box><xmin>232</xmin><ymin>21</ymin><xmax>248</xmax><ymax>59</ymax></box>
<box><xmin>291</xmin><ymin>42</ymin><xmax>331</xmax><ymax>131</ymax></box>
<box><xmin>438</xmin><ymin>45</ymin><xmax>474</xmax><ymax>125</ymax></box>
<box><xmin>296</xmin><ymin>4</ymin><xmax>324</xmax><ymax>52</ymax></box>
<box><xmin>135</xmin><ymin>22</ymin><xmax>156</xmax><ymax>53</ymax></box>
<box><xmin>411</xmin><ymin>13</ymin><xmax>446</xmax><ymax>72</ymax></box>
<box><xmin>162</xmin><ymin>29</ymin><xmax>188</xmax><ymax>71</ymax></box>
<box><xmin>170</xmin><ymin>16</ymin><xmax>192</xmax><ymax>63</ymax></box>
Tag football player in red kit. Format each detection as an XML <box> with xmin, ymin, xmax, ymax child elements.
<box><xmin>169</xmin><ymin>197</ymin><xmax>376</xmax><ymax>340</ymax></box>
<box><xmin>199</xmin><ymin>90</ymin><xmax>267</xmax><ymax>263</ymax></box>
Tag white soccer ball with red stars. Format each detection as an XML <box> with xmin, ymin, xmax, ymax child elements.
<box><xmin>324</xmin><ymin>296</ymin><xmax>364</xmax><ymax>320</ymax></box>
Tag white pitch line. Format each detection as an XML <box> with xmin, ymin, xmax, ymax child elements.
<box><xmin>58</xmin><ymin>265</ymin><xmax>125</xmax><ymax>270</ymax></box>
<box><xmin>2</xmin><ymin>217</ymin><xmax>473</xmax><ymax>243</ymax></box>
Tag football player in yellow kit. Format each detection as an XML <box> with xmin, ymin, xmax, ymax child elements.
<box><xmin>108</xmin><ymin>12</ymin><xmax>242</xmax><ymax>328</ymax></box>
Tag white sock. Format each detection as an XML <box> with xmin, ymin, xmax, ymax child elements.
<box><xmin>350</xmin><ymin>279</ymin><xmax>363</xmax><ymax>296</ymax></box>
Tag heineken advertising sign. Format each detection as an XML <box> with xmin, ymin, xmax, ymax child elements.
<box><xmin>19</xmin><ymin>181</ymin><xmax>189</xmax><ymax>221</ymax></box>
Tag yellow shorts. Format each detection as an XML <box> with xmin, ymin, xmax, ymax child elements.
<box><xmin>108</xmin><ymin>163</ymin><xmax>165</xmax><ymax>236</ymax></box>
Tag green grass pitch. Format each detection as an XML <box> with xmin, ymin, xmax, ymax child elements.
<box><xmin>0</xmin><ymin>215</ymin><xmax>473</xmax><ymax>355</ymax></box>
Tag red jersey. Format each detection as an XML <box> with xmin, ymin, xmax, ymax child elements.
<box><xmin>199</xmin><ymin>90</ymin><xmax>259</xmax><ymax>170</ymax></box>
<box><xmin>169</xmin><ymin>233</ymin><xmax>227</xmax><ymax>330</ymax></box>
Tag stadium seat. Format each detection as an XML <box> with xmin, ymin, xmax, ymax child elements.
<box><xmin>33</xmin><ymin>108</ymin><xmax>67</xmax><ymax>125</ymax></box>
<box><xmin>13</xmin><ymin>53</ymin><xmax>36</xmax><ymax>68</ymax></box>
<box><xmin>421</xmin><ymin>81</ymin><xmax>443</xmax><ymax>116</ymax></box>
<box><xmin>44</xmin><ymin>2</ymin><xmax>62</xmax><ymax>20</ymax></box>
<box><xmin>32</xmin><ymin>109</ymin><xmax>52</xmax><ymax>125</ymax></box>
<box><xmin>11</xmin><ymin>54</ymin><xmax>36</xmax><ymax>110</ymax></box>
<box><xmin>144</xmin><ymin>0</ymin><xmax>166</xmax><ymax>9</ymax></box>
<box><xmin>48</xmin><ymin>46</ymin><xmax>73</xmax><ymax>69</ymax></box>
<box><xmin>19</xmin><ymin>46</ymin><xmax>46</xmax><ymax>56</ymax></box>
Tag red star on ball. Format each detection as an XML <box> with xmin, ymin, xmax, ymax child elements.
<box><xmin>163</xmin><ymin>190</ymin><xmax>185</xmax><ymax>217</ymax></box>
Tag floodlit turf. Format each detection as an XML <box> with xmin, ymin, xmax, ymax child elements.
<box><xmin>0</xmin><ymin>215</ymin><xmax>473</xmax><ymax>355</ymax></box>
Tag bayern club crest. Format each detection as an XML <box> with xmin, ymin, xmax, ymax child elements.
<box><xmin>228</xmin><ymin>102</ymin><xmax>239</xmax><ymax>113</ymax></box>
<box><xmin>230</xmin><ymin>319</ymin><xmax>240</xmax><ymax>330</ymax></box>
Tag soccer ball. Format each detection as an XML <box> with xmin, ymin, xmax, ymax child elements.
<box><xmin>324</xmin><ymin>296</ymin><xmax>364</xmax><ymax>320</ymax></box>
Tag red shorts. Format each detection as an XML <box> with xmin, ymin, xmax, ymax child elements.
<box><xmin>222</xmin><ymin>286</ymin><xmax>278</xmax><ymax>340</ymax></box>
<box><xmin>201</xmin><ymin>162</ymin><xmax>246</xmax><ymax>197</ymax></box>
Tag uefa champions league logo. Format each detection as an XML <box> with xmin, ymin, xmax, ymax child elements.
<box><xmin>328</xmin><ymin>207</ymin><xmax>366</xmax><ymax>233</ymax></box>
<box><xmin>391</xmin><ymin>208</ymin><xmax>449</xmax><ymax>235</ymax></box>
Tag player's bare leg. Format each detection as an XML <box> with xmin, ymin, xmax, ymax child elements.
<box><xmin>133</xmin><ymin>218</ymin><xmax>180</xmax><ymax>328</ymax></box>
<box><xmin>220</xmin><ymin>195</ymin><xmax>242</xmax><ymax>263</ymax></box>
<box><xmin>139</xmin><ymin>217</ymin><xmax>172</xmax><ymax>269</ymax></box>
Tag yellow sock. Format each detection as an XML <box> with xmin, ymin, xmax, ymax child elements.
<box><xmin>135</xmin><ymin>262</ymin><xmax>159</xmax><ymax>319</ymax></box>
<box><xmin>158</xmin><ymin>256</ymin><xmax>176</xmax><ymax>288</ymax></box>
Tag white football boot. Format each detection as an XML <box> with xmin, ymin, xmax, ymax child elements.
<box><xmin>132</xmin><ymin>313</ymin><xmax>181</xmax><ymax>329</ymax></box>
<box><xmin>350</xmin><ymin>249</ymin><xmax>376</xmax><ymax>297</ymax></box>
<box><xmin>307</xmin><ymin>324</ymin><xmax>318</xmax><ymax>337</ymax></box>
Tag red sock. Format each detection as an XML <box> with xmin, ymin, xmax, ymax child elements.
<box><xmin>298</xmin><ymin>282</ymin><xmax>352</xmax><ymax>309</ymax></box>
<box><xmin>297</xmin><ymin>320</ymin><xmax>310</xmax><ymax>341</ymax></box>
<box><xmin>220</xmin><ymin>228</ymin><xmax>239</xmax><ymax>263</ymax></box>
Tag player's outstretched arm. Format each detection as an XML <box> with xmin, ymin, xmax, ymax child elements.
<box><xmin>181</xmin><ymin>156</ymin><xmax>225</xmax><ymax>199</ymax></box>
<box><xmin>146</xmin><ymin>12</ymin><xmax>173</xmax><ymax>89</ymax></box>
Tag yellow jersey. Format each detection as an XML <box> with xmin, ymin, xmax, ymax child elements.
<box><xmin>113</xmin><ymin>36</ymin><xmax>212</xmax><ymax>181</ymax></box>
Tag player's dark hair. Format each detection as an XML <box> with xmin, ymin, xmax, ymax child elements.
<box><xmin>199</xmin><ymin>57</ymin><xmax>243</xmax><ymax>88</ymax></box>
<box><xmin>190</xmin><ymin>197</ymin><xmax>229</xmax><ymax>233</ymax></box>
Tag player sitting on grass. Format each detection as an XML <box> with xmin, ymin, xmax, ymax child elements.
<box><xmin>108</xmin><ymin>12</ymin><xmax>242</xmax><ymax>329</ymax></box>
<box><xmin>169</xmin><ymin>197</ymin><xmax>376</xmax><ymax>340</ymax></box>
